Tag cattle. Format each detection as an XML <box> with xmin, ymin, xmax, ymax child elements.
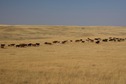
<box><xmin>8</xmin><ymin>44</ymin><xmax>15</xmax><ymax>47</ymax></box>
<box><xmin>28</xmin><ymin>43</ymin><xmax>32</xmax><ymax>46</ymax></box>
<box><xmin>117</xmin><ymin>38</ymin><xmax>125</xmax><ymax>42</ymax></box>
<box><xmin>75</xmin><ymin>39</ymin><xmax>83</xmax><ymax>42</ymax></box>
<box><xmin>90</xmin><ymin>39</ymin><xmax>94</xmax><ymax>42</ymax></box>
<box><xmin>19</xmin><ymin>44</ymin><xmax>27</xmax><ymax>48</ymax></box>
<box><xmin>44</xmin><ymin>42</ymin><xmax>52</xmax><ymax>45</ymax></box>
<box><xmin>94</xmin><ymin>38</ymin><xmax>101</xmax><ymax>41</ymax></box>
<box><xmin>102</xmin><ymin>39</ymin><xmax>108</xmax><ymax>42</ymax></box>
<box><xmin>61</xmin><ymin>40</ymin><xmax>68</xmax><ymax>44</ymax></box>
<box><xmin>52</xmin><ymin>41</ymin><xmax>60</xmax><ymax>44</ymax></box>
<box><xmin>1</xmin><ymin>37</ymin><xmax>126</xmax><ymax>49</ymax></box>
<box><xmin>16</xmin><ymin>45</ymin><xmax>20</xmax><ymax>48</ymax></box>
<box><xmin>95</xmin><ymin>41</ymin><xmax>100</xmax><ymax>44</ymax></box>
<box><xmin>108</xmin><ymin>37</ymin><xmax>117</xmax><ymax>42</ymax></box>
<box><xmin>1</xmin><ymin>44</ymin><xmax>5</xmax><ymax>48</ymax></box>
<box><xmin>81</xmin><ymin>41</ymin><xmax>85</xmax><ymax>43</ymax></box>
<box><xmin>109</xmin><ymin>37</ymin><xmax>114</xmax><ymax>41</ymax></box>
<box><xmin>36</xmin><ymin>43</ymin><xmax>40</xmax><ymax>46</ymax></box>
<box><xmin>28</xmin><ymin>43</ymin><xmax>40</xmax><ymax>47</ymax></box>
<box><xmin>86</xmin><ymin>38</ymin><xmax>94</xmax><ymax>42</ymax></box>
<box><xmin>75</xmin><ymin>40</ymin><xmax>81</xmax><ymax>42</ymax></box>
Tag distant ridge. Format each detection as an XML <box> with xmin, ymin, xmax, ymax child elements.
<box><xmin>0</xmin><ymin>24</ymin><xmax>125</xmax><ymax>27</ymax></box>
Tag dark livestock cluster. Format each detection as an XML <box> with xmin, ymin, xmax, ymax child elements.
<box><xmin>0</xmin><ymin>43</ymin><xmax>40</xmax><ymax>49</ymax></box>
<box><xmin>0</xmin><ymin>37</ymin><xmax>126</xmax><ymax>49</ymax></box>
<box><xmin>44</xmin><ymin>37</ymin><xmax>126</xmax><ymax>45</ymax></box>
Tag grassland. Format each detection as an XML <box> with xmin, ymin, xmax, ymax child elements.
<box><xmin>0</xmin><ymin>25</ymin><xmax>126</xmax><ymax>84</ymax></box>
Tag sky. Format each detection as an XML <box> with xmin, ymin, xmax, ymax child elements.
<box><xmin>0</xmin><ymin>0</ymin><xmax>126</xmax><ymax>26</ymax></box>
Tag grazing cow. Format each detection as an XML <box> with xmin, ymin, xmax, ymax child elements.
<box><xmin>90</xmin><ymin>39</ymin><xmax>94</xmax><ymax>42</ymax></box>
<box><xmin>8</xmin><ymin>44</ymin><xmax>15</xmax><ymax>47</ymax></box>
<box><xmin>1</xmin><ymin>44</ymin><xmax>5</xmax><ymax>48</ymax></box>
<box><xmin>109</xmin><ymin>37</ymin><xmax>118</xmax><ymax>42</ymax></box>
<box><xmin>95</xmin><ymin>41</ymin><xmax>100</xmax><ymax>44</ymax></box>
<box><xmin>75</xmin><ymin>40</ymin><xmax>80</xmax><ymax>42</ymax></box>
<box><xmin>75</xmin><ymin>39</ymin><xmax>83</xmax><ymax>42</ymax></box>
<box><xmin>61</xmin><ymin>40</ymin><xmax>68</xmax><ymax>44</ymax></box>
<box><xmin>52</xmin><ymin>41</ymin><xmax>60</xmax><ymax>43</ymax></box>
<box><xmin>28</xmin><ymin>43</ymin><xmax>32</xmax><ymax>46</ymax></box>
<box><xmin>117</xmin><ymin>39</ymin><xmax>121</xmax><ymax>42</ymax></box>
<box><xmin>109</xmin><ymin>39</ymin><xmax>114</xmax><ymax>41</ymax></box>
<box><xmin>102</xmin><ymin>39</ymin><xmax>108</xmax><ymax>42</ymax></box>
<box><xmin>120</xmin><ymin>38</ymin><xmax>125</xmax><ymax>42</ymax></box>
<box><xmin>94</xmin><ymin>38</ymin><xmax>101</xmax><ymax>40</ymax></box>
<box><xmin>86</xmin><ymin>38</ymin><xmax>94</xmax><ymax>42</ymax></box>
<box><xmin>117</xmin><ymin>38</ymin><xmax>125</xmax><ymax>42</ymax></box>
<box><xmin>44</xmin><ymin>42</ymin><xmax>52</xmax><ymax>45</ymax></box>
<box><xmin>16</xmin><ymin>45</ymin><xmax>20</xmax><ymax>48</ymax></box>
<box><xmin>81</xmin><ymin>41</ymin><xmax>85</xmax><ymax>43</ymax></box>
<box><xmin>109</xmin><ymin>37</ymin><xmax>113</xmax><ymax>41</ymax></box>
<box><xmin>19</xmin><ymin>44</ymin><xmax>27</xmax><ymax>47</ymax></box>
<box><xmin>36</xmin><ymin>43</ymin><xmax>40</xmax><ymax>46</ymax></box>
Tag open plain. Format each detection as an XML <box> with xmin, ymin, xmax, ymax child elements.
<box><xmin>0</xmin><ymin>25</ymin><xmax>126</xmax><ymax>84</ymax></box>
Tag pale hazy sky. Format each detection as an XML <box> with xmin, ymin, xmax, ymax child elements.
<box><xmin>0</xmin><ymin>0</ymin><xmax>126</xmax><ymax>26</ymax></box>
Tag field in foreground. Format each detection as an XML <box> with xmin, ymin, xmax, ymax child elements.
<box><xmin>0</xmin><ymin>25</ymin><xmax>126</xmax><ymax>84</ymax></box>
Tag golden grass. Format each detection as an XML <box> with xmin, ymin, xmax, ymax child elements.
<box><xmin>0</xmin><ymin>25</ymin><xmax>126</xmax><ymax>84</ymax></box>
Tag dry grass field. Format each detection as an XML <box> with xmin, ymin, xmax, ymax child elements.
<box><xmin>0</xmin><ymin>25</ymin><xmax>126</xmax><ymax>84</ymax></box>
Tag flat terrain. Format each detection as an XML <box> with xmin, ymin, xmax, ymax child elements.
<box><xmin>0</xmin><ymin>25</ymin><xmax>126</xmax><ymax>84</ymax></box>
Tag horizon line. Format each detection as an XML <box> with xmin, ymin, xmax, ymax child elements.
<box><xmin>0</xmin><ymin>24</ymin><xmax>126</xmax><ymax>27</ymax></box>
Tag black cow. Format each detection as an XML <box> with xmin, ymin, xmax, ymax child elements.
<box><xmin>44</xmin><ymin>42</ymin><xmax>52</xmax><ymax>45</ymax></box>
<box><xmin>8</xmin><ymin>44</ymin><xmax>15</xmax><ymax>47</ymax></box>
<box><xmin>102</xmin><ymin>39</ymin><xmax>108</xmax><ymax>42</ymax></box>
<box><xmin>16</xmin><ymin>45</ymin><xmax>20</xmax><ymax>48</ymax></box>
<box><xmin>36</xmin><ymin>43</ymin><xmax>40</xmax><ymax>46</ymax></box>
<box><xmin>19</xmin><ymin>44</ymin><xmax>27</xmax><ymax>47</ymax></box>
<box><xmin>81</xmin><ymin>41</ymin><xmax>85</xmax><ymax>43</ymax></box>
<box><xmin>52</xmin><ymin>41</ymin><xmax>60</xmax><ymax>43</ymax></box>
<box><xmin>28</xmin><ymin>43</ymin><xmax>32</xmax><ymax>46</ymax></box>
<box><xmin>95</xmin><ymin>41</ymin><xmax>100</xmax><ymax>44</ymax></box>
<box><xmin>1</xmin><ymin>44</ymin><xmax>5</xmax><ymax>48</ymax></box>
<box><xmin>61</xmin><ymin>40</ymin><xmax>68</xmax><ymax>44</ymax></box>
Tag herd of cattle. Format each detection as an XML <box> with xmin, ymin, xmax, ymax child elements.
<box><xmin>0</xmin><ymin>37</ymin><xmax>126</xmax><ymax>49</ymax></box>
